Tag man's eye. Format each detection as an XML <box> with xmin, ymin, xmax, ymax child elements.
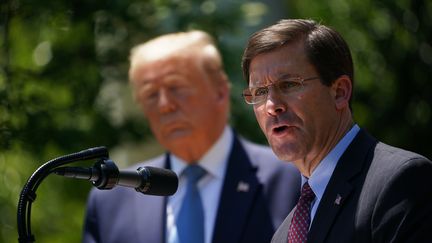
<box><xmin>278</xmin><ymin>81</ymin><xmax>301</xmax><ymax>92</ymax></box>
<box><xmin>170</xmin><ymin>86</ymin><xmax>190</xmax><ymax>96</ymax></box>
<box><xmin>138</xmin><ymin>90</ymin><xmax>158</xmax><ymax>104</ymax></box>
<box><xmin>148</xmin><ymin>92</ymin><xmax>159</xmax><ymax>99</ymax></box>
<box><xmin>254</xmin><ymin>87</ymin><xmax>268</xmax><ymax>96</ymax></box>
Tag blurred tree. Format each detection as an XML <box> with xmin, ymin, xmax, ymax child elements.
<box><xmin>0</xmin><ymin>0</ymin><xmax>271</xmax><ymax>242</ymax></box>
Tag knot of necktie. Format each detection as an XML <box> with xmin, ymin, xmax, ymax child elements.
<box><xmin>299</xmin><ymin>182</ymin><xmax>315</xmax><ymax>205</ymax></box>
<box><xmin>183</xmin><ymin>164</ymin><xmax>206</xmax><ymax>184</ymax></box>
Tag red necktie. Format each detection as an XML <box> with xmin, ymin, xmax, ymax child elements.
<box><xmin>287</xmin><ymin>182</ymin><xmax>315</xmax><ymax>243</ymax></box>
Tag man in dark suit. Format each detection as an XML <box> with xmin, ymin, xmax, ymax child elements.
<box><xmin>241</xmin><ymin>19</ymin><xmax>432</xmax><ymax>243</ymax></box>
<box><xmin>83</xmin><ymin>30</ymin><xmax>300</xmax><ymax>243</ymax></box>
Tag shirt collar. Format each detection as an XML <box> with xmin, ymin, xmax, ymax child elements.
<box><xmin>303</xmin><ymin>124</ymin><xmax>360</xmax><ymax>201</ymax></box>
<box><xmin>170</xmin><ymin>126</ymin><xmax>233</xmax><ymax>179</ymax></box>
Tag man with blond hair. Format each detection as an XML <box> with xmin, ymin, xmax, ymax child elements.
<box><xmin>83</xmin><ymin>30</ymin><xmax>300</xmax><ymax>243</ymax></box>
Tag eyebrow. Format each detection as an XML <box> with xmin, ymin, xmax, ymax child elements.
<box><xmin>250</xmin><ymin>73</ymin><xmax>300</xmax><ymax>87</ymax></box>
<box><xmin>277</xmin><ymin>73</ymin><xmax>299</xmax><ymax>80</ymax></box>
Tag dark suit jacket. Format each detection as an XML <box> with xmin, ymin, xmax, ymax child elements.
<box><xmin>272</xmin><ymin>129</ymin><xmax>432</xmax><ymax>243</ymax></box>
<box><xmin>83</xmin><ymin>134</ymin><xmax>300</xmax><ymax>243</ymax></box>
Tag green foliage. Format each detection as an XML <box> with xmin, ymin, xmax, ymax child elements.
<box><xmin>1</xmin><ymin>0</ymin><xmax>430</xmax><ymax>242</ymax></box>
<box><xmin>289</xmin><ymin>0</ymin><xmax>432</xmax><ymax>157</ymax></box>
<box><xmin>1</xmin><ymin>0</ymin><xmax>264</xmax><ymax>242</ymax></box>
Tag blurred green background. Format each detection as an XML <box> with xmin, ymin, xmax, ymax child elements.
<box><xmin>1</xmin><ymin>0</ymin><xmax>431</xmax><ymax>242</ymax></box>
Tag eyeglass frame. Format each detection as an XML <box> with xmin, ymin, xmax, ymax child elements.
<box><xmin>242</xmin><ymin>76</ymin><xmax>320</xmax><ymax>105</ymax></box>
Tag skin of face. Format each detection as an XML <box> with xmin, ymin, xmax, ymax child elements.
<box><xmin>249</xmin><ymin>40</ymin><xmax>352</xmax><ymax>176</ymax></box>
<box><xmin>130</xmin><ymin>54</ymin><xmax>229</xmax><ymax>163</ymax></box>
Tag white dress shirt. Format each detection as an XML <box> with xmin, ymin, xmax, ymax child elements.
<box><xmin>166</xmin><ymin>126</ymin><xmax>233</xmax><ymax>243</ymax></box>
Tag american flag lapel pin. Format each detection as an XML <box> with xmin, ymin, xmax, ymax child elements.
<box><xmin>237</xmin><ymin>181</ymin><xmax>250</xmax><ymax>192</ymax></box>
<box><xmin>334</xmin><ymin>194</ymin><xmax>342</xmax><ymax>205</ymax></box>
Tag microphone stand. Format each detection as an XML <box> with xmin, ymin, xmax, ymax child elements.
<box><xmin>17</xmin><ymin>146</ymin><xmax>111</xmax><ymax>243</ymax></box>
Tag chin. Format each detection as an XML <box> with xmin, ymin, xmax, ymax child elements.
<box><xmin>164</xmin><ymin>128</ymin><xmax>192</xmax><ymax>139</ymax></box>
<box><xmin>270</xmin><ymin>142</ymin><xmax>302</xmax><ymax>162</ymax></box>
<box><xmin>168</xmin><ymin>133</ymin><xmax>195</xmax><ymax>145</ymax></box>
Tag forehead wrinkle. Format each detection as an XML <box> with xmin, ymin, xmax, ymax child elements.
<box><xmin>134</xmin><ymin>55</ymin><xmax>197</xmax><ymax>84</ymax></box>
<box><xmin>133</xmin><ymin>65</ymin><xmax>174</xmax><ymax>86</ymax></box>
<box><xmin>250</xmin><ymin>63</ymin><xmax>296</xmax><ymax>87</ymax></box>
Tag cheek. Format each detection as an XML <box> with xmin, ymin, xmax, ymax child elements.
<box><xmin>143</xmin><ymin>110</ymin><xmax>160</xmax><ymax>129</ymax></box>
<box><xmin>185</xmin><ymin>101</ymin><xmax>216</xmax><ymax>127</ymax></box>
<box><xmin>298</xmin><ymin>97</ymin><xmax>334</xmax><ymax>135</ymax></box>
<box><xmin>253</xmin><ymin>107</ymin><xmax>266</xmax><ymax>128</ymax></box>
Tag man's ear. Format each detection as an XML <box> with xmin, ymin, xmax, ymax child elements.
<box><xmin>331</xmin><ymin>75</ymin><xmax>352</xmax><ymax>110</ymax></box>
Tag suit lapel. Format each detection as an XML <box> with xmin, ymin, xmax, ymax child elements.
<box><xmin>135</xmin><ymin>154</ymin><xmax>171</xmax><ymax>243</ymax></box>
<box><xmin>307</xmin><ymin>181</ymin><xmax>353</xmax><ymax>243</ymax></box>
<box><xmin>307</xmin><ymin>130</ymin><xmax>376</xmax><ymax>243</ymax></box>
<box><xmin>273</xmin><ymin>208</ymin><xmax>295</xmax><ymax>242</ymax></box>
<box><xmin>211</xmin><ymin>136</ymin><xmax>261</xmax><ymax>243</ymax></box>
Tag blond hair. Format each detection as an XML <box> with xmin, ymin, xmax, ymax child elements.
<box><xmin>129</xmin><ymin>31</ymin><xmax>227</xmax><ymax>85</ymax></box>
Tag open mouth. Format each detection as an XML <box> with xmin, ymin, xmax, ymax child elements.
<box><xmin>273</xmin><ymin>125</ymin><xmax>289</xmax><ymax>134</ymax></box>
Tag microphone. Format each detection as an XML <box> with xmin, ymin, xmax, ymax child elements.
<box><xmin>54</xmin><ymin>160</ymin><xmax>178</xmax><ymax>196</ymax></box>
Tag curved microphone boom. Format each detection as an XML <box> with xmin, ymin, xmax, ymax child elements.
<box><xmin>18</xmin><ymin>146</ymin><xmax>110</xmax><ymax>243</ymax></box>
<box><xmin>54</xmin><ymin>159</ymin><xmax>178</xmax><ymax>196</ymax></box>
<box><xmin>17</xmin><ymin>147</ymin><xmax>177</xmax><ymax>243</ymax></box>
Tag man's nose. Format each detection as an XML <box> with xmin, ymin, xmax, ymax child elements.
<box><xmin>265</xmin><ymin>87</ymin><xmax>287</xmax><ymax>115</ymax></box>
<box><xmin>158</xmin><ymin>89</ymin><xmax>176</xmax><ymax>112</ymax></box>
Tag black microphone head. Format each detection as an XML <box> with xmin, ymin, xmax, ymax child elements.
<box><xmin>136</xmin><ymin>166</ymin><xmax>178</xmax><ymax>196</ymax></box>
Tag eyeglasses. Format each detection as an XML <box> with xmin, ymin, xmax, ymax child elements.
<box><xmin>242</xmin><ymin>76</ymin><xmax>320</xmax><ymax>105</ymax></box>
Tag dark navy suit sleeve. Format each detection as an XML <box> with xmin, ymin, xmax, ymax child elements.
<box><xmin>370</xmin><ymin>157</ymin><xmax>432</xmax><ymax>242</ymax></box>
<box><xmin>82</xmin><ymin>189</ymin><xmax>100</xmax><ymax>243</ymax></box>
